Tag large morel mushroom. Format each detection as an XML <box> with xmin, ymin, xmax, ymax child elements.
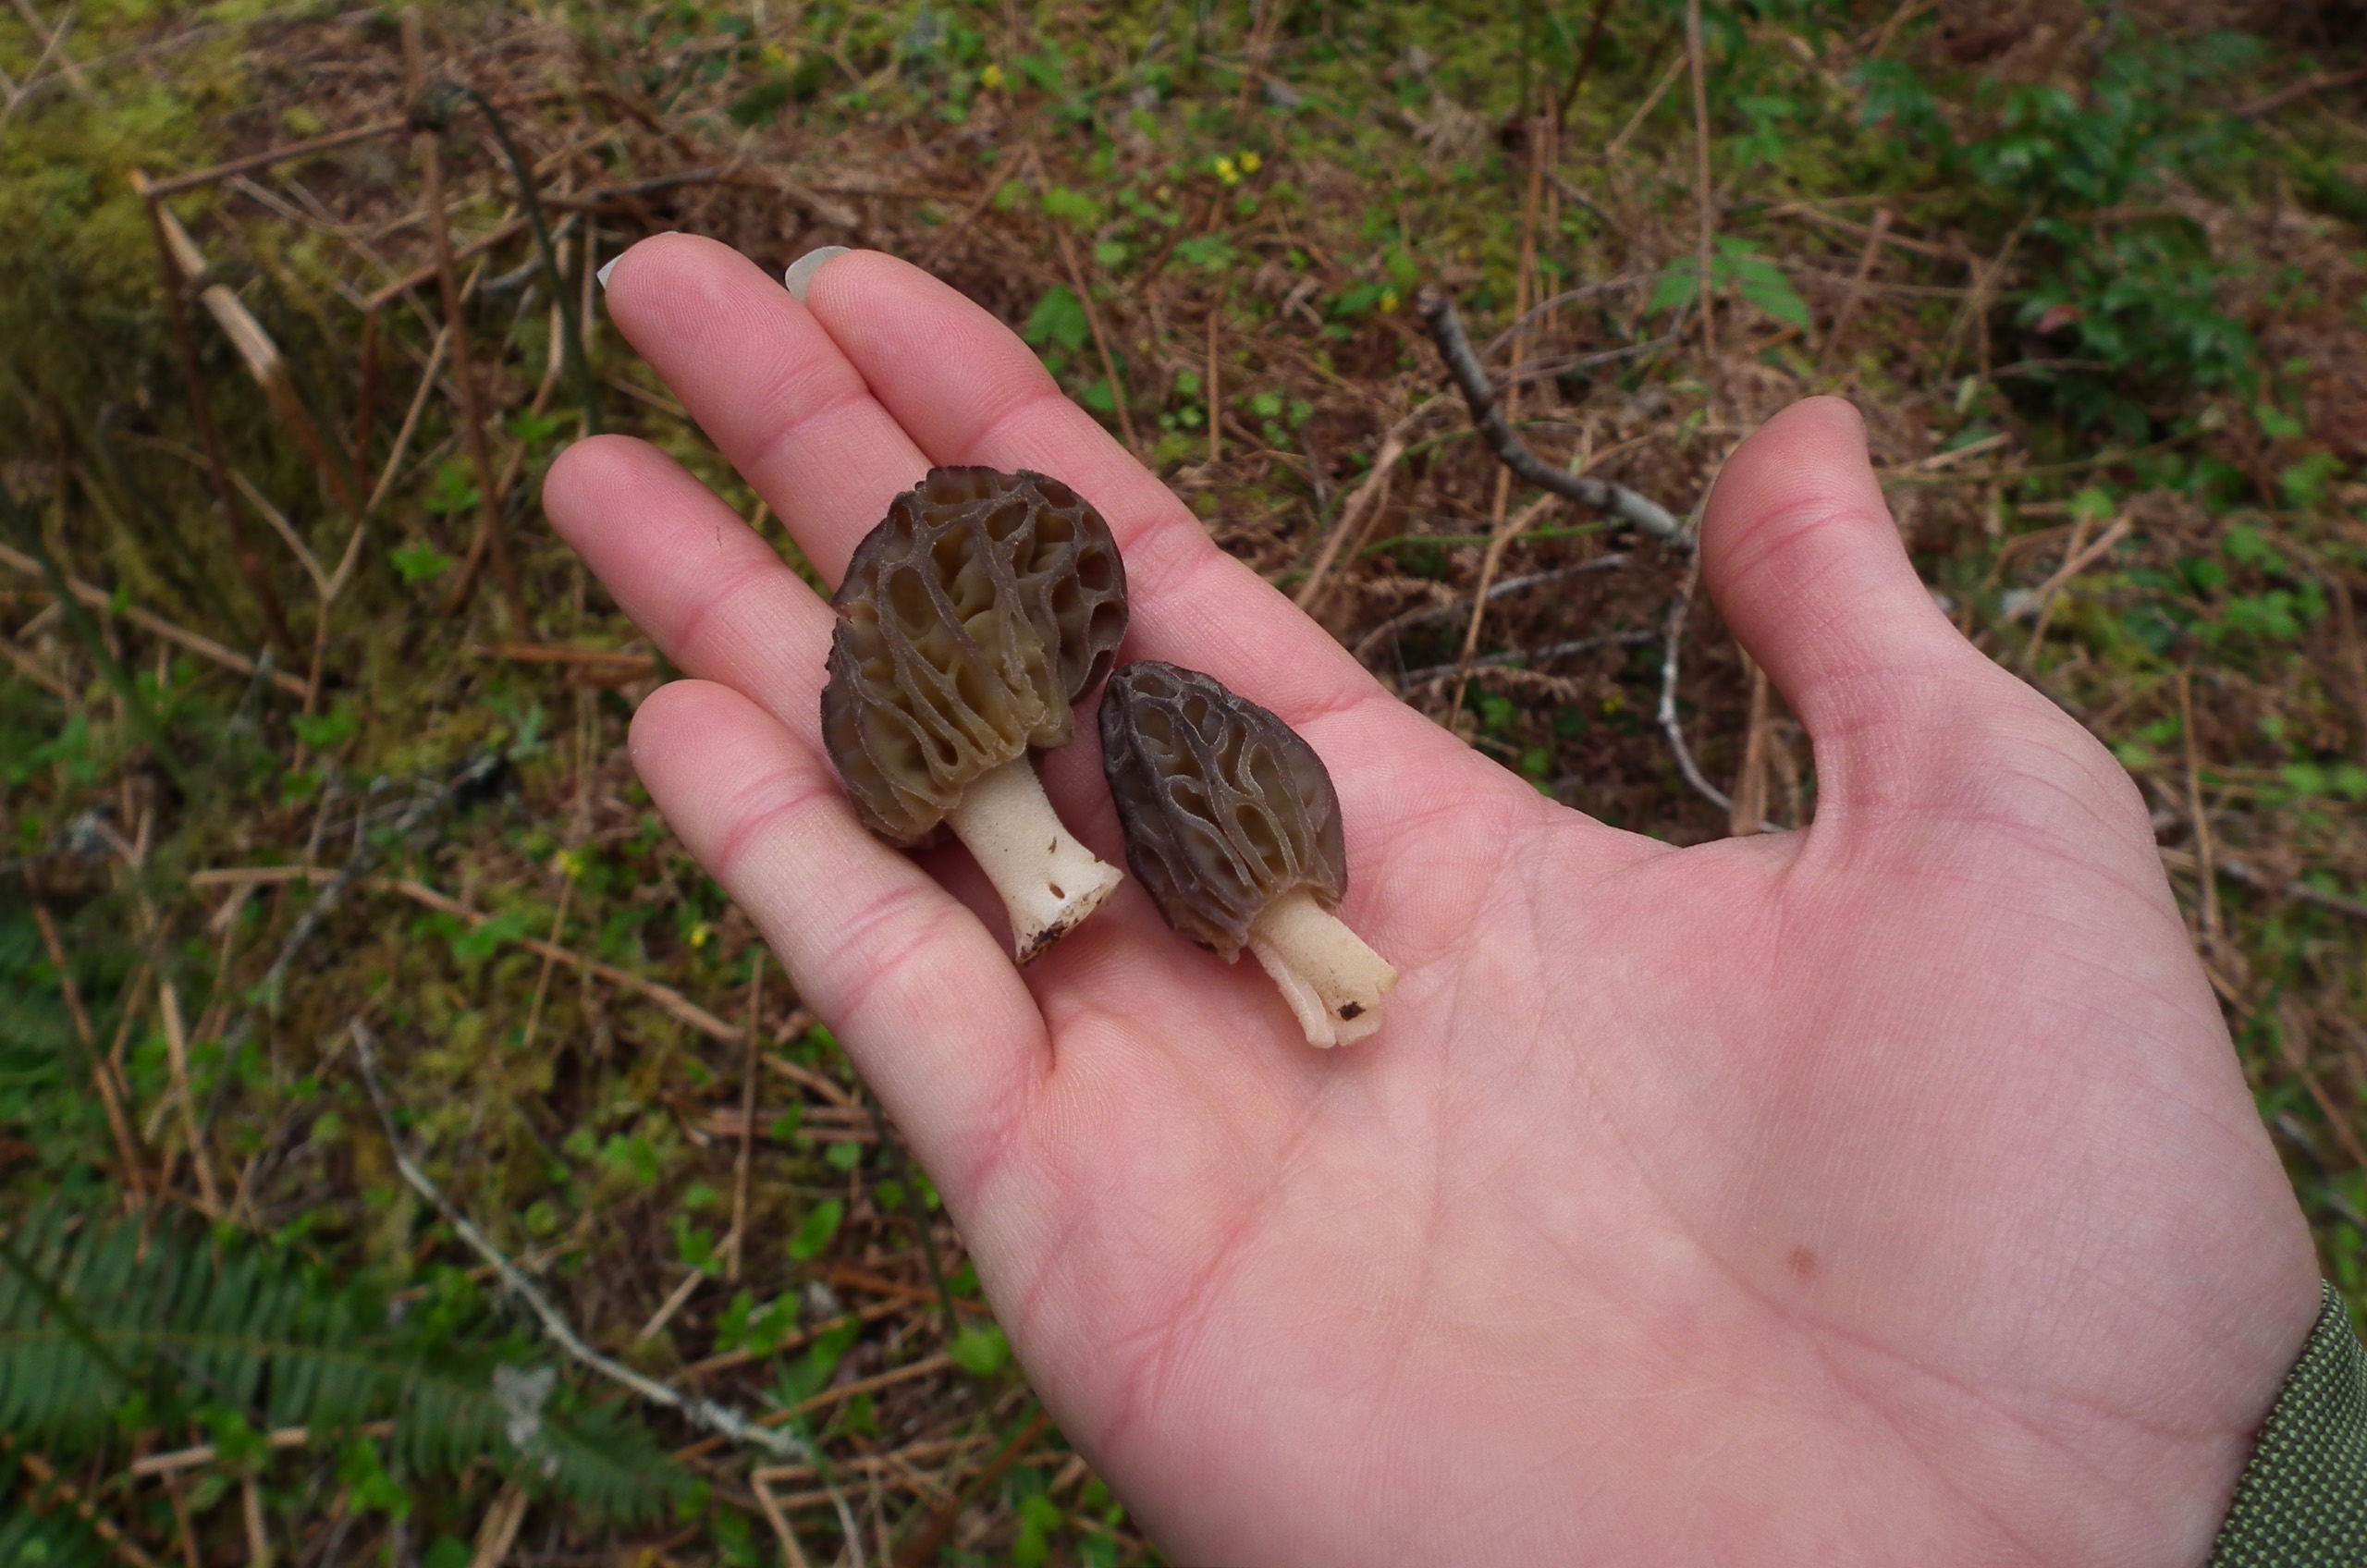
<box><xmin>822</xmin><ymin>467</ymin><xmax>1129</xmax><ymax>962</ymax></box>
<box><xmin>1100</xmin><ymin>661</ymin><xmax>1396</xmax><ymax>1047</ymax></box>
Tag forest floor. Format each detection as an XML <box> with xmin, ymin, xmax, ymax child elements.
<box><xmin>6</xmin><ymin>0</ymin><xmax>2367</xmax><ymax>1562</ymax></box>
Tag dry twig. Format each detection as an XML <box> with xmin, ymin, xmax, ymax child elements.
<box><xmin>1818</xmin><ymin>207</ymin><xmax>1891</xmax><ymax>376</ymax></box>
<box><xmin>407</xmin><ymin>11</ymin><xmax>528</xmax><ymax>632</ymax></box>
<box><xmin>890</xmin><ymin>1408</ymin><xmax>1054</xmax><ymax>1568</ymax></box>
<box><xmin>1293</xmin><ymin>415</ymin><xmax>1422</xmax><ymax>615</ymax></box>
<box><xmin>131</xmin><ymin>171</ymin><xmax>297</xmax><ymax>661</ymax></box>
<box><xmin>1729</xmin><ymin>657</ymin><xmax>1772</xmax><ymax>837</ymax></box>
<box><xmin>1056</xmin><ymin>227</ymin><xmax>1138</xmax><ymax>455</ymax></box>
<box><xmin>1355</xmin><ymin>555</ymin><xmax>1629</xmax><ymax>665</ymax></box>
<box><xmin>349</xmin><ymin>1018</ymin><xmax>804</xmax><ymax>1460</ymax></box>
<box><xmin>28</xmin><ymin>891</ymin><xmax>146</xmax><ymax>1197</ymax></box>
<box><xmin>1416</xmin><ymin>290</ymin><xmax>1685</xmax><ymax>546</ymax></box>
<box><xmin>1658</xmin><ymin>554</ymin><xmax>1732</xmax><ymax>816</ymax></box>
<box><xmin>1686</xmin><ymin>0</ymin><xmax>1717</xmax><ymax>404</ymax></box>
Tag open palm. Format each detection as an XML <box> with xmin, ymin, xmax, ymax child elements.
<box><xmin>549</xmin><ymin>238</ymin><xmax>2319</xmax><ymax>1566</ymax></box>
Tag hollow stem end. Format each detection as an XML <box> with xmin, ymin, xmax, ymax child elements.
<box><xmin>1246</xmin><ymin>886</ymin><xmax>1397</xmax><ymax>1047</ymax></box>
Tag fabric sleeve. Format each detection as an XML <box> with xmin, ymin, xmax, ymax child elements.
<box><xmin>2209</xmin><ymin>1281</ymin><xmax>2367</xmax><ymax>1567</ymax></box>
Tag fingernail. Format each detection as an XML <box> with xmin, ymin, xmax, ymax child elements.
<box><xmin>595</xmin><ymin>233</ymin><xmax>684</xmax><ymax>292</ymax></box>
<box><xmin>784</xmin><ymin>246</ymin><xmax>851</xmax><ymax>303</ymax></box>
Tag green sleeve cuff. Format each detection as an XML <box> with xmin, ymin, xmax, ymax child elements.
<box><xmin>2210</xmin><ymin>1281</ymin><xmax>2367</xmax><ymax>1567</ymax></box>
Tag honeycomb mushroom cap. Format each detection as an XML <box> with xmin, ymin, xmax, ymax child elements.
<box><xmin>1098</xmin><ymin>660</ymin><xmax>1347</xmax><ymax>960</ymax></box>
<box><xmin>823</xmin><ymin>467</ymin><xmax>1128</xmax><ymax>845</ymax></box>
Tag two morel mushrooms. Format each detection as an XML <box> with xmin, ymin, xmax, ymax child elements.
<box><xmin>821</xmin><ymin>468</ymin><xmax>1395</xmax><ymax>1045</ymax></box>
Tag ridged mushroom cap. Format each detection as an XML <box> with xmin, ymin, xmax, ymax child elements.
<box><xmin>1098</xmin><ymin>661</ymin><xmax>1347</xmax><ymax>960</ymax></box>
<box><xmin>822</xmin><ymin>467</ymin><xmax>1128</xmax><ymax>845</ymax></box>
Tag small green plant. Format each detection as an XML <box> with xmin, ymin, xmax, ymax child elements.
<box><xmin>787</xmin><ymin>1197</ymin><xmax>844</xmax><ymax>1260</ymax></box>
<box><xmin>390</xmin><ymin>541</ymin><xmax>455</xmax><ymax>584</ymax></box>
<box><xmin>1649</xmin><ymin>237</ymin><xmax>1811</xmax><ymax>334</ymax></box>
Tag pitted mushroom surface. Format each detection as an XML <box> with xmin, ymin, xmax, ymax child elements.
<box><xmin>822</xmin><ymin>466</ymin><xmax>1128</xmax><ymax>962</ymax></box>
<box><xmin>1100</xmin><ymin>661</ymin><xmax>1396</xmax><ymax>1046</ymax></box>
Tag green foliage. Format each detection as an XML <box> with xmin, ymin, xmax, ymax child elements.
<box><xmin>1023</xmin><ymin>284</ymin><xmax>1089</xmax><ymax>355</ymax></box>
<box><xmin>0</xmin><ymin>1206</ymin><xmax>685</xmax><ymax>1521</ymax></box>
<box><xmin>950</xmin><ymin>1322</ymin><xmax>1011</xmax><ymax>1376</ymax></box>
<box><xmin>290</xmin><ymin>708</ymin><xmax>356</xmax><ymax>752</ymax></box>
<box><xmin>423</xmin><ymin>459</ymin><xmax>481</xmax><ymax>519</ymax></box>
<box><xmin>1649</xmin><ymin>238</ymin><xmax>1811</xmax><ymax>332</ymax></box>
<box><xmin>774</xmin><ymin>1317</ymin><xmax>862</xmax><ymax>1404</ymax></box>
<box><xmin>787</xmin><ymin>1197</ymin><xmax>844</xmax><ymax>1260</ymax></box>
<box><xmin>391</xmin><ymin>541</ymin><xmax>456</xmax><ymax>584</ymax></box>
<box><xmin>1011</xmin><ymin>1488</ymin><xmax>1065</xmax><ymax>1567</ymax></box>
<box><xmin>1041</xmin><ymin>186</ymin><xmax>1103</xmax><ymax>229</ymax></box>
<box><xmin>450</xmin><ymin>908</ymin><xmax>532</xmax><ymax>965</ymax></box>
<box><xmin>1172</xmin><ymin>235</ymin><xmax>1235</xmax><ymax>274</ymax></box>
<box><xmin>1858</xmin><ymin>32</ymin><xmax>2266</xmax><ymax>432</ymax></box>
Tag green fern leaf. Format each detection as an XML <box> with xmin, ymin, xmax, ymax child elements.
<box><xmin>0</xmin><ymin>1206</ymin><xmax>685</xmax><ymax>1523</ymax></box>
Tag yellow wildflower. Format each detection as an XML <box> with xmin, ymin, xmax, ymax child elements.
<box><xmin>980</xmin><ymin>62</ymin><xmax>1006</xmax><ymax>90</ymax></box>
<box><xmin>1239</xmin><ymin>150</ymin><xmax>1262</xmax><ymax>174</ymax></box>
<box><xmin>1379</xmin><ymin>288</ymin><xmax>1400</xmax><ymax>313</ymax></box>
<box><xmin>1214</xmin><ymin>155</ymin><xmax>1240</xmax><ymax>186</ymax></box>
<box><xmin>689</xmin><ymin>920</ymin><xmax>714</xmax><ymax>949</ymax></box>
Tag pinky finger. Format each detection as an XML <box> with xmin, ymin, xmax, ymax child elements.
<box><xmin>629</xmin><ymin>679</ymin><xmax>1047</xmax><ymax>1198</ymax></box>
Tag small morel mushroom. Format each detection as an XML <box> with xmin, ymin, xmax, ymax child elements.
<box><xmin>1100</xmin><ymin>661</ymin><xmax>1396</xmax><ymax>1047</ymax></box>
<box><xmin>822</xmin><ymin>467</ymin><xmax>1129</xmax><ymax>962</ymax></box>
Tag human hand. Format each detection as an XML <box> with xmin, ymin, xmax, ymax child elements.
<box><xmin>548</xmin><ymin>236</ymin><xmax>2321</xmax><ymax>1565</ymax></box>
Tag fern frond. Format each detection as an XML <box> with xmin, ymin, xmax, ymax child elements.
<box><xmin>0</xmin><ymin>1206</ymin><xmax>683</xmax><ymax>1523</ymax></box>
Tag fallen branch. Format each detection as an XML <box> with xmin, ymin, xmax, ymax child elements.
<box><xmin>471</xmin><ymin>641</ymin><xmax>658</xmax><ymax>674</ymax></box>
<box><xmin>141</xmin><ymin>189</ymin><xmax>362</xmax><ymax>515</ymax></box>
<box><xmin>131</xmin><ymin>169</ymin><xmax>298</xmax><ymax>663</ymax></box>
<box><xmin>349</xmin><ymin>1018</ymin><xmax>803</xmax><ymax>1461</ymax></box>
<box><xmin>383</xmin><ymin>876</ymin><xmax>742</xmax><ymax>1039</ymax></box>
<box><xmin>364</xmin><ymin>215</ymin><xmax>530</xmax><ymax>310</ymax></box>
<box><xmin>1417</xmin><ymin>289</ymin><xmax>1686</xmax><ymax>547</ymax></box>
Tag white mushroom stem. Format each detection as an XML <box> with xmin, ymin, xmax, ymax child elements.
<box><xmin>944</xmin><ymin>755</ymin><xmax>1124</xmax><ymax>965</ymax></box>
<box><xmin>1245</xmin><ymin>886</ymin><xmax>1397</xmax><ymax>1047</ymax></box>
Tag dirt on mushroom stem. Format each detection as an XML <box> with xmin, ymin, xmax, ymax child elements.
<box><xmin>1245</xmin><ymin>884</ymin><xmax>1397</xmax><ymax>1047</ymax></box>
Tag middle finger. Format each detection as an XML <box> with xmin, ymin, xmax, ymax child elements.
<box><xmin>597</xmin><ymin>232</ymin><xmax>935</xmax><ymax>585</ymax></box>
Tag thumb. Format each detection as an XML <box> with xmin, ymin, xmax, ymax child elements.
<box><xmin>1699</xmin><ymin>397</ymin><xmax>2048</xmax><ymax>816</ymax></box>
